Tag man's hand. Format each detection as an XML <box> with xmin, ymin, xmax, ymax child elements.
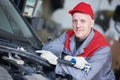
<box><xmin>36</xmin><ymin>50</ymin><xmax>58</xmax><ymax>65</ymax></box>
<box><xmin>64</xmin><ymin>55</ymin><xmax>89</xmax><ymax>69</ymax></box>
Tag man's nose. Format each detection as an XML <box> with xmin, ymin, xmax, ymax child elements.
<box><xmin>76</xmin><ymin>21</ymin><xmax>81</xmax><ymax>28</ymax></box>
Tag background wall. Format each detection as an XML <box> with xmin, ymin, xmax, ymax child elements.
<box><xmin>52</xmin><ymin>0</ymin><xmax>120</xmax><ymax>30</ymax></box>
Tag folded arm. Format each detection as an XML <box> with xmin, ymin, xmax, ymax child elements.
<box><xmin>55</xmin><ymin>47</ymin><xmax>112</xmax><ymax>80</ymax></box>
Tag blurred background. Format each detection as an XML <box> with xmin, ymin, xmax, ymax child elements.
<box><xmin>12</xmin><ymin>0</ymin><xmax>120</xmax><ymax>79</ymax></box>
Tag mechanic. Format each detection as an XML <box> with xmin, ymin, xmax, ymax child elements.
<box><xmin>36</xmin><ymin>2</ymin><xmax>115</xmax><ymax>80</ymax></box>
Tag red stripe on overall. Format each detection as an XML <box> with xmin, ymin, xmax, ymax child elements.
<box><xmin>64</xmin><ymin>30</ymin><xmax>109</xmax><ymax>57</ymax></box>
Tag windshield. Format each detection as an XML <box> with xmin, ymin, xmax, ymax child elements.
<box><xmin>0</xmin><ymin>0</ymin><xmax>41</xmax><ymax>50</ymax></box>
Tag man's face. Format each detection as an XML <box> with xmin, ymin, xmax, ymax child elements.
<box><xmin>72</xmin><ymin>12</ymin><xmax>94</xmax><ymax>40</ymax></box>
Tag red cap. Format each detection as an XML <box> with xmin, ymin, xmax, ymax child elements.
<box><xmin>69</xmin><ymin>2</ymin><xmax>94</xmax><ymax>19</ymax></box>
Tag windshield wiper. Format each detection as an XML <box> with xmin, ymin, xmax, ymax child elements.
<box><xmin>0</xmin><ymin>33</ymin><xmax>31</xmax><ymax>46</ymax></box>
<box><xmin>13</xmin><ymin>37</ymin><xmax>31</xmax><ymax>46</ymax></box>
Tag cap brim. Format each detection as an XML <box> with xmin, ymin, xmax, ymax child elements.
<box><xmin>68</xmin><ymin>9</ymin><xmax>84</xmax><ymax>14</ymax></box>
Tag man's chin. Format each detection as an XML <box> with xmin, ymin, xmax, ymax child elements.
<box><xmin>75</xmin><ymin>34</ymin><xmax>83</xmax><ymax>38</ymax></box>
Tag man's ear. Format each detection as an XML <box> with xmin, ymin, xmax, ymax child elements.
<box><xmin>90</xmin><ymin>19</ymin><xmax>94</xmax><ymax>28</ymax></box>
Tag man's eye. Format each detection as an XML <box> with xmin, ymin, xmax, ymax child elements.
<box><xmin>81</xmin><ymin>20</ymin><xmax>85</xmax><ymax>23</ymax></box>
<box><xmin>72</xmin><ymin>20</ymin><xmax>77</xmax><ymax>23</ymax></box>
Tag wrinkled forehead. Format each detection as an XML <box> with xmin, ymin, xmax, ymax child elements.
<box><xmin>72</xmin><ymin>12</ymin><xmax>92</xmax><ymax>20</ymax></box>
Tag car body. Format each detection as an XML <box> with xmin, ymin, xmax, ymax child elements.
<box><xmin>0</xmin><ymin>0</ymin><xmax>54</xmax><ymax>80</ymax></box>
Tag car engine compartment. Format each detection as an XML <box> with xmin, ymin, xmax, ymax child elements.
<box><xmin>0</xmin><ymin>41</ymin><xmax>54</xmax><ymax>80</ymax></box>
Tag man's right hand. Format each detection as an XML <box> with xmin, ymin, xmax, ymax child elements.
<box><xmin>36</xmin><ymin>50</ymin><xmax>58</xmax><ymax>65</ymax></box>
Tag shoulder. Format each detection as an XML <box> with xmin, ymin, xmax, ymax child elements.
<box><xmin>93</xmin><ymin>29</ymin><xmax>110</xmax><ymax>46</ymax></box>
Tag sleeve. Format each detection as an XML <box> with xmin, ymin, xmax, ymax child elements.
<box><xmin>42</xmin><ymin>32</ymin><xmax>66</xmax><ymax>57</ymax></box>
<box><xmin>55</xmin><ymin>47</ymin><xmax>113</xmax><ymax>80</ymax></box>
